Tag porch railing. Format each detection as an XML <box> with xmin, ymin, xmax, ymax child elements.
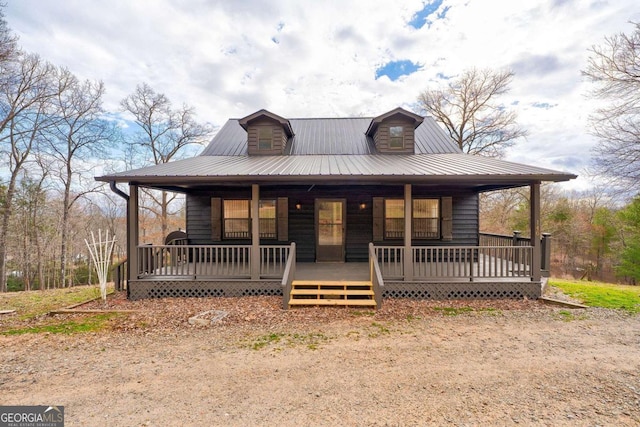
<box><xmin>413</xmin><ymin>246</ymin><xmax>532</xmax><ymax>279</ymax></box>
<box><xmin>374</xmin><ymin>245</ymin><xmax>533</xmax><ymax>281</ymax></box>
<box><xmin>112</xmin><ymin>258</ymin><xmax>128</xmax><ymax>291</ymax></box>
<box><xmin>374</xmin><ymin>246</ymin><xmax>405</xmax><ymax>279</ymax></box>
<box><xmin>480</xmin><ymin>232</ymin><xmax>551</xmax><ymax>276</ymax></box>
<box><xmin>137</xmin><ymin>244</ymin><xmax>291</xmax><ymax>279</ymax></box>
<box><xmin>479</xmin><ymin>231</ymin><xmax>531</xmax><ymax>247</ymax></box>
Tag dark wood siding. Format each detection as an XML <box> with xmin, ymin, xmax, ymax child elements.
<box><xmin>246</xmin><ymin>118</ymin><xmax>286</xmax><ymax>155</ymax></box>
<box><xmin>372</xmin><ymin>197</ymin><xmax>384</xmax><ymax>242</ymax></box>
<box><xmin>277</xmin><ymin>197</ymin><xmax>288</xmax><ymax>241</ymax></box>
<box><xmin>441</xmin><ymin>196</ymin><xmax>453</xmax><ymax>241</ymax></box>
<box><xmin>210</xmin><ymin>197</ymin><xmax>221</xmax><ymax>241</ymax></box>
<box><xmin>186</xmin><ymin>185</ymin><xmax>479</xmax><ymax>262</ymax></box>
<box><xmin>373</xmin><ymin>118</ymin><xmax>416</xmax><ymax>154</ymax></box>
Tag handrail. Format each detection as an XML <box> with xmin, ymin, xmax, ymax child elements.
<box><xmin>281</xmin><ymin>242</ymin><xmax>296</xmax><ymax>309</ymax></box>
<box><xmin>369</xmin><ymin>243</ymin><xmax>384</xmax><ymax>309</ymax></box>
<box><xmin>479</xmin><ymin>232</ymin><xmax>531</xmax><ymax>246</ymax></box>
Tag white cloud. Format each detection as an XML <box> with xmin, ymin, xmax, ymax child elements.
<box><xmin>5</xmin><ymin>0</ymin><xmax>639</xmax><ymax>190</ymax></box>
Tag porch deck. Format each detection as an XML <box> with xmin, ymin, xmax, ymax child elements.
<box><xmin>295</xmin><ymin>262</ymin><xmax>370</xmax><ymax>281</ymax></box>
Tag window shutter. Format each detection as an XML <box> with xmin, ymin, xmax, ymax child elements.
<box><xmin>373</xmin><ymin>197</ymin><xmax>384</xmax><ymax>241</ymax></box>
<box><xmin>441</xmin><ymin>196</ymin><xmax>453</xmax><ymax>241</ymax></box>
<box><xmin>211</xmin><ymin>197</ymin><xmax>221</xmax><ymax>241</ymax></box>
<box><xmin>277</xmin><ymin>197</ymin><xmax>288</xmax><ymax>241</ymax></box>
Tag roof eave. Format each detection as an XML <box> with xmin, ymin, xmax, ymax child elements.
<box><xmin>96</xmin><ymin>172</ymin><xmax>577</xmax><ymax>186</ymax></box>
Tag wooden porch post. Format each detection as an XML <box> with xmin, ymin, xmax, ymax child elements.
<box><xmin>251</xmin><ymin>184</ymin><xmax>260</xmax><ymax>280</ymax></box>
<box><xmin>541</xmin><ymin>233</ymin><xmax>552</xmax><ymax>277</ymax></box>
<box><xmin>128</xmin><ymin>184</ymin><xmax>139</xmax><ymax>282</ymax></box>
<box><xmin>530</xmin><ymin>182</ymin><xmax>541</xmax><ymax>282</ymax></box>
<box><xmin>404</xmin><ymin>184</ymin><xmax>413</xmax><ymax>281</ymax></box>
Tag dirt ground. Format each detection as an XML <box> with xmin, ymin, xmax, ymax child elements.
<box><xmin>1</xmin><ymin>294</ymin><xmax>640</xmax><ymax>426</ymax></box>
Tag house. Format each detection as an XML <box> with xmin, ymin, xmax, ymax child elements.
<box><xmin>97</xmin><ymin>107</ymin><xmax>576</xmax><ymax>307</ymax></box>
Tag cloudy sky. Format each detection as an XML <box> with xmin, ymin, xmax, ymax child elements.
<box><xmin>5</xmin><ymin>0</ymin><xmax>639</xmax><ymax>190</ymax></box>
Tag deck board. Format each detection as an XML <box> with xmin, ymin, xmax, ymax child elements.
<box><xmin>295</xmin><ymin>262</ymin><xmax>370</xmax><ymax>281</ymax></box>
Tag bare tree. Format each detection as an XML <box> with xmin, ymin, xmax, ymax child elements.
<box><xmin>417</xmin><ymin>68</ymin><xmax>527</xmax><ymax>157</ymax></box>
<box><xmin>479</xmin><ymin>188</ymin><xmax>528</xmax><ymax>234</ymax></box>
<box><xmin>45</xmin><ymin>70</ymin><xmax>114</xmax><ymax>287</ymax></box>
<box><xmin>121</xmin><ymin>83</ymin><xmax>213</xmax><ymax>238</ymax></box>
<box><xmin>582</xmin><ymin>22</ymin><xmax>640</xmax><ymax>193</ymax></box>
<box><xmin>0</xmin><ymin>4</ymin><xmax>18</xmax><ymax>65</ymax></box>
<box><xmin>0</xmin><ymin>54</ymin><xmax>58</xmax><ymax>292</ymax></box>
<box><xmin>12</xmin><ymin>172</ymin><xmax>48</xmax><ymax>290</ymax></box>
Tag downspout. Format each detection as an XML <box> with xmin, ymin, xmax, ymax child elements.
<box><xmin>109</xmin><ymin>181</ymin><xmax>129</xmax><ymax>202</ymax></box>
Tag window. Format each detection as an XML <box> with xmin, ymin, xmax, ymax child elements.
<box><xmin>258</xmin><ymin>127</ymin><xmax>273</xmax><ymax>150</ymax></box>
<box><xmin>384</xmin><ymin>198</ymin><xmax>440</xmax><ymax>239</ymax></box>
<box><xmin>259</xmin><ymin>199</ymin><xmax>276</xmax><ymax>239</ymax></box>
<box><xmin>384</xmin><ymin>199</ymin><xmax>404</xmax><ymax>239</ymax></box>
<box><xmin>389</xmin><ymin>126</ymin><xmax>404</xmax><ymax>149</ymax></box>
<box><xmin>223</xmin><ymin>199</ymin><xmax>277</xmax><ymax>239</ymax></box>
<box><xmin>412</xmin><ymin>199</ymin><xmax>439</xmax><ymax>238</ymax></box>
<box><xmin>223</xmin><ymin>200</ymin><xmax>250</xmax><ymax>239</ymax></box>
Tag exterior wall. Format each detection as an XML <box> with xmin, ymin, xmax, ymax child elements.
<box><xmin>186</xmin><ymin>185</ymin><xmax>479</xmax><ymax>263</ymax></box>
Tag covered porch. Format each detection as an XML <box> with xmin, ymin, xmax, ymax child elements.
<box><xmin>117</xmin><ymin>179</ymin><xmax>551</xmax><ymax>306</ymax></box>
<box><xmin>127</xmin><ymin>230</ymin><xmax>551</xmax><ymax>306</ymax></box>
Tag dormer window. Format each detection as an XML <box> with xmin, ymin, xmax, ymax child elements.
<box><xmin>365</xmin><ymin>107</ymin><xmax>424</xmax><ymax>154</ymax></box>
<box><xmin>389</xmin><ymin>126</ymin><xmax>404</xmax><ymax>149</ymax></box>
<box><xmin>238</xmin><ymin>109</ymin><xmax>294</xmax><ymax>156</ymax></box>
<box><xmin>258</xmin><ymin>127</ymin><xmax>273</xmax><ymax>150</ymax></box>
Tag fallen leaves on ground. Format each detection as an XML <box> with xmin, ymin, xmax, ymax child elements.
<box><xmin>71</xmin><ymin>292</ymin><xmax>548</xmax><ymax>333</ymax></box>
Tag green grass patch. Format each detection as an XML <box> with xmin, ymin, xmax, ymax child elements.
<box><xmin>0</xmin><ymin>285</ymin><xmax>112</xmax><ymax>320</ymax></box>
<box><xmin>554</xmin><ymin>309</ymin><xmax>588</xmax><ymax>322</ymax></box>
<box><xmin>405</xmin><ymin>314</ymin><xmax>421</xmax><ymax>322</ymax></box>
<box><xmin>251</xmin><ymin>332</ymin><xmax>283</xmax><ymax>350</ymax></box>
<box><xmin>248</xmin><ymin>332</ymin><xmax>330</xmax><ymax>351</ymax></box>
<box><xmin>549</xmin><ymin>278</ymin><xmax>640</xmax><ymax>314</ymax></box>
<box><xmin>2</xmin><ymin>313</ymin><xmax>119</xmax><ymax>336</ymax></box>
<box><xmin>368</xmin><ymin>322</ymin><xmax>390</xmax><ymax>337</ymax></box>
<box><xmin>351</xmin><ymin>310</ymin><xmax>376</xmax><ymax>317</ymax></box>
<box><xmin>434</xmin><ymin>306</ymin><xmax>474</xmax><ymax>316</ymax></box>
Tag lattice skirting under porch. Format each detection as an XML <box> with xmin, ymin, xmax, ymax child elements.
<box><xmin>382</xmin><ymin>281</ymin><xmax>542</xmax><ymax>300</ymax></box>
<box><xmin>128</xmin><ymin>280</ymin><xmax>283</xmax><ymax>300</ymax></box>
<box><xmin>128</xmin><ymin>280</ymin><xmax>541</xmax><ymax>300</ymax></box>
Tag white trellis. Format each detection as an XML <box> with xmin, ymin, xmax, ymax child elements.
<box><xmin>85</xmin><ymin>230</ymin><xmax>117</xmax><ymax>303</ymax></box>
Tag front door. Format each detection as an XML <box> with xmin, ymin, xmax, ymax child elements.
<box><xmin>315</xmin><ymin>199</ymin><xmax>346</xmax><ymax>262</ymax></box>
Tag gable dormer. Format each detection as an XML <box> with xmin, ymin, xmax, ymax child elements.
<box><xmin>239</xmin><ymin>109</ymin><xmax>294</xmax><ymax>155</ymax></box>
<box><xmin>365</xmin><ymin>107</ymin><xmax>424</xmax><ymax>154</ymax></box>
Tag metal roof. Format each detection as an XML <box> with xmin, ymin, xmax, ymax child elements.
<box><xmin>97</xmin><ymin>153</ymin><xmax>577</xmax><ymax>190</ymax></box>
<box><xmin>97</xmin><ymin>114</ymin><xmax>577</xmax><ymax>191</ymax></box>
<box><xmin>200</xmin><ymin>117</ymin><xmax>461</xmax><ymax>156</ymax></box>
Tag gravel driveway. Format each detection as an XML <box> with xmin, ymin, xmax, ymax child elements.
<box><xmin>1</xmin><ymin>296</ymin><xmax>639</xmax><ymax>426</ymax></box>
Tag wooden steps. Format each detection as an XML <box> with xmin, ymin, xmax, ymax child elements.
<box><xmin>288</xmin><ymin>280</ymin><xmax>377</xmax><ymax>308</ymax></box>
